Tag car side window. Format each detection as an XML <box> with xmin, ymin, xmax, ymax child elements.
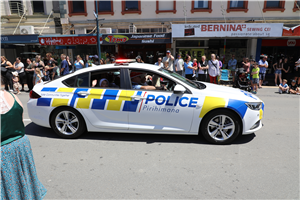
<box><xmin>63</xmin><ymin>72</ymin><xmax>89</xmax><ymax>87</ymax></box>
<box><xmin>90</xmin><ymin>69</ymin><xmax>120</xmax><ymax>88</ymax></box>
<box><xmin>129</xmin><ymin>69</ymin><xmax>177</xmax><ymax>92</ymax></box>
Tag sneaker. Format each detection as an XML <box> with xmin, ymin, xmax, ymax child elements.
<box><xmin>192</xmin><ymin>74</ymin><xmax>196</xmax><ymax>77</ymax></box>
<box><xmin>9</xmin><ymin>89</ymin><xmax>13</xmax><ymax>92</ymax></box>
<box><xmin>279</xmin><ymin>90</ymin><xmax>282</xmax><ymax>94</ymax></box>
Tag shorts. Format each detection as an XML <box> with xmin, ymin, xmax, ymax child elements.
<box><xmin>252</xmin><ymin>78</ymin><xmax>259</xmax><ymax>84</ymax></box>
<box><xmin>275</xmin><ymin>69</ymin><xmax>282</xmax><ymax>74</ymax></box>
<box><xmin>229</xmin><ymin>66</ymin><xmax>236</xmax><ymax>72</ymax></box>
<box><xmin>259</xmin><ymin>73</ymin><xmax>266</xmax><ymax>80</ymax></box>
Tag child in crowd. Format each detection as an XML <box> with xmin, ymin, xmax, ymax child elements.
<box><xmin>35</xmin><ymin>68</ymin><xmax>43</xmax><ymax>85</ymax></box>
<box><xmin>278</xmin><ymin>79</ymin><xmax>289</xmax><ymax>94</ymax></box>
<box><xmin>239</xmin><ymin>72</ymin><xmax>247</xmax><ymax>82</ymax></box>
<box><xmin>192</xmin><ymin>58</ymin><xmax>197</xmax><ymax>78</ymax></box>
<box><xmin>12</xmin><ymin>71</ymin><xmax>21</xmax><ymax>95</ymax></box>
<box><xmin>289</xmin><ymin>80</ymin><xmax>300</xmax><ymax>95</ymax></box>
<box><xmin>251</xmin><ymin>62</ymin><xmax>260</xmax><ymax>94</ymax></box>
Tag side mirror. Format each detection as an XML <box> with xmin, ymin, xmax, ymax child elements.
<box><xmin>173</xmin><ymin>85</ymin><xmax>186</xmax><ymax>93</ymax></box>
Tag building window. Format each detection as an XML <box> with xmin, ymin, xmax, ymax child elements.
<box><xmin>95</xmin><ymin>1</ymin><xmax>114</xmax><ymax>15</ymax></box>
<box><xmin>156</xmin><ymin>1</ymin><xmax>176</xmax><ymax>14</ymax></box>
<box><xmin>9</xmin><ymin>1</ymin><xmax>24</xmax><ymax>15</ymax></box>
<box><xmin>68</xmin><ymin>1</ymin><xmax>87</xmax><ymax>17</ymax></box>
<box><xmin>32</xmin><ymin>1</ymin><xmax>44</xmax><ymax>13</ymax></box>
<box><xmin>122</xmin><ymin>1</ymin><xmax>141</xmax><ymax>15</ymax></box>
<box><xmin>293</xmin><ymin>1</ymin><xmax>300</xmax><ymax>12</ymax></box>
<box><xmin>191</xmin><ymin>1</ymin><xmax>212</xmax><ymax>13</ymax></box>
<box><xmin>263</xmin><ymin>1</ymin><xmax>285</xmax><ymax>12</ymax></box>
<box><xmin>227</xmin><ymin>1</ymin><xmax>248</xmax><ymax>13</ymax></box>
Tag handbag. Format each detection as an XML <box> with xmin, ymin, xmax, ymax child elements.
<box><xmin>1</xmin><ymin>66</ymin><xmax>7</xmax><ymax>73</ymax></box>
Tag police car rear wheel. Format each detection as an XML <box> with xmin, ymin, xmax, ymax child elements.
<box><xmin>51</xmin><ymin>108</ymin><xmax>86</xmax><ymax>139</ymax></box>
<box><xmin>201</xmin><ymin>110</ymin><xmax>240</xmax><ymax>144</ymax></box>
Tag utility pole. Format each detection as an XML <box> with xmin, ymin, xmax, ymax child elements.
<box><xmin>95</xmin><ymin>0</ymin><xmax>101</xmax><ymax>61</ymax></box>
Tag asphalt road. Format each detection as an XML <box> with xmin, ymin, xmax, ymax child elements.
<box><xmin>17</xmin><ymin>86</ymin><xmax>299</xmax><ymax>199</ymax></box>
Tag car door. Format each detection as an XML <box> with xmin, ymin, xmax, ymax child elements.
<box><xmin>126</xmin><ymin>69</ymin><xmax>197</xmax><ymax>133</ymax></box>
<box><xmin>69</xmin><ymin>68</ymin><xmax>130</xmax><ymax>130</ymax></box>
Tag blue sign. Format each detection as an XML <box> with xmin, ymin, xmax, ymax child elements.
<box><xmin>1</xmin><ymin>34</ymin><xmax>39</xmax><ymax>44</ymax></box>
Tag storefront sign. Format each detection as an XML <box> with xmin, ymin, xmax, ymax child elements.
<box><xmin>102</xmin><ymin>33</ymin><xmax>172</xmax><ymax>44</ymax></box>
<box><xmin>38</xmin><ymin>34</ymin><xmax>102</xmax><ymax>45</ymax></box>
<box><xmin>262</xmin><ymin>39</ymin><xmax>300</xmax><ymax>47</ymax></box>
<box><xmin>1</xmin><ymin>34</ymin><xmax>39</xmax><ymax>44</ymax></box>
<box><xmin>282</xmin><ymin>25</ymin><xmax>300</xmax><ymax>37</ymax></box>
<box><xmin>172</xmin><ymin>23</ymin><xmax>283</xmax><ymax>38</ymax></box>
<box><xmin>178</xmin><ymin>48</ymin><xmax>205</xmax><ymax>60</ymax></box>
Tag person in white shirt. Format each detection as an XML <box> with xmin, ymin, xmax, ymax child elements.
<box><xmin>198</xmin><ymin>55</ymin><xmax>209</xmax><ymax>82</ymax></box>
<box><xmin>208</xmin><ymin>54</ymin><xmax>220</xmax><ymax>84</ymax></box>
<box><xmin>174</xmin><ymin>54</ymin><xmax>184</xmax><ymax>75</ymax></box>
<box><xmin>13</xmin><ymin>57</ymin><xmax>26</xmax><ymax>91</ymax></box>
<box><xmin>154</xmin><ymin>57</ymin><xmax>164</xmax><ymax>68</ymax></box>
<box><xmin>228</xmin><ymin>54</ymin><xmax>237</xmax><ymax>83</ymax></box>
<box><xmin>162</xmin><ymin>50</ymin><xmax>174</xmax><ymax>72</ymax></box>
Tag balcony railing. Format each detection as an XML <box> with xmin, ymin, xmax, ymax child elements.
<box><xmin>9</xmin><ymin>1</ymin><xmax>25</xmax><ymax>17</ymax></box>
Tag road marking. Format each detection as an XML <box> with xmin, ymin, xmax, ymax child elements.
<box><xmin>23</xmin><ymin>119</ymin><xmax>32</xmax><ymax>122</ymax></box>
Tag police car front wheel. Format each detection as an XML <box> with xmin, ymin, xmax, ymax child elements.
<box><xmin>50</xmin><ymin>107</ymin><xmax>86</xmax><ymax>139</ymax></box>
<box><xmin>201</xmin><ymin>110</ymin><xmax>241</xmax><ymax>144</ymax></box>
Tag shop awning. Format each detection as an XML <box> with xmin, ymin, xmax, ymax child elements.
<box><xmin>1</xmin><ymin>34</ymin><xmax>39</xmax><ymax>44</ymax></box>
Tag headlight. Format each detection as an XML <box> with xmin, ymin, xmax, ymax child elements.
<box><xmin>245</xmin><ymin>102</ymin><xmax>262</xmax><ymax>110</ymax></box>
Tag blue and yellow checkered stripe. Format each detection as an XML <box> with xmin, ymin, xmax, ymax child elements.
<box><xmin>199</xmin><ymin>96</ymin><xmax>256</xmax><ymax>119</ymax></box>
<box><xmin>37</xmin><ymin>87</ymin><xmax>142</xmax><ymax>112</ymax></box>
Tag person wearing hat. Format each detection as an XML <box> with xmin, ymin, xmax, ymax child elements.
<box><xmin>131</xmin><ymin>72</ymin><xmax>155</xmax><ymax>90</ymax></box>
<box><xmin>289</xmin><ymin>79</ymin><xmax>300</xmax><ymax>94</ymax></box>
<box><xmin>130</xmin><ymin>72</ymin><xmax>166</xmax><ymax>90</ymax></box>
<box><xmin>162</xmin><ymin>50</ymin><xmax>174</xmax><ymax>72</ymax></box>
<box><xmin>136</xmin><ymin>56</ymin><xmax>144</xmax><ymax>63</ymax></box>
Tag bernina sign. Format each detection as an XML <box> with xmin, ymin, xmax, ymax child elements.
<box><xmin>172</xmin><ymin>23</ymin><xmax>283</xmax><ymax>38</ymax></box>
<box><xmin>102</xmin><ymin>33</ymin><xmax>172</xmax><ymax>44</ymax></box>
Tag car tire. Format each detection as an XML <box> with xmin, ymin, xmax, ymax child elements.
<box><xmin>200</xmin><ymin>110</ymin><xmax>241</xmax><ymax>144</ymax></box>
<box><xmin>50</xmin><ymin>107</ymin><xmax>86</xmax><ymax>139</ymax></box>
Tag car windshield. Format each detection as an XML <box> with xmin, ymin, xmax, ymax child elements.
<box><xmin>159</xmin><ymin>68</ymin><xmax>200</xmax><ymax>89</ymax></box>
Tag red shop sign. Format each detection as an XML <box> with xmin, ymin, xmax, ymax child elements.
<box><xmin>39</xmin><ymin>36</ymin><xmax>102</xmax><ymax>45</ymax></box>
<box><xmin>261</xmin><ymin>39</ymin><xmax>300</xmax><ymax>47</ymax></box>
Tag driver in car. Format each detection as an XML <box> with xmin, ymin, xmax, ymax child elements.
<box><xmin>131</xmin><ymin>72</ymin><xmax>166</xmax><ymax>90</ymax></box>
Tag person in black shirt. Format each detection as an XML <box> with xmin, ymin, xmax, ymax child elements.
<box><xmin>46</xmin><ymin>53</ymin><xmax>57</xmax><ymax>80</ymax></box>
<box><xmin>282</xmin><ymin>58</ymin><xmax>290</xmax><ymax>82</ymax></box>
<box><xmin>289</xmin><ymin>79</ymin><xmax>300</xmax><ymax>94</ymax></box>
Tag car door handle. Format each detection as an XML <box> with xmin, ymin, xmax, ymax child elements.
<box><xmin>131</xmin><ymin>95</ymin><xmax>147</xmax><ymax>101</ymax></box>
<box><xmin>77</xmin><ymin>91</ymin><xmax>90</xmax><ymax>96</ymax></box>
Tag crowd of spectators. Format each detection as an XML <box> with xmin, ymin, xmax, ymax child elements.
<box><xmin>0</xmin><ymin>52</ymin><xmax>118</xmax><ymax>94</ymax></box>
<box><xmin>1</xmin><ymin>51</ymin><xmax>299</xmax><ymax>96</ymax></box>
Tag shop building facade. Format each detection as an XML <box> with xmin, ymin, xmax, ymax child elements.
<box><xmin>1</xmin><ymin>1</ymin><xmax>299</xmax><ymax>65</ymax></box>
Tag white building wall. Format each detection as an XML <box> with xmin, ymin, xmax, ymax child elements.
<box><xmin>66</xmin><ymin>1</ymin><xmax>299</xmax><ymax>22</ymax></box>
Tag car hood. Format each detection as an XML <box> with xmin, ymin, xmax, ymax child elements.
<box><xmin>198</xmin><ymin>82</ymin><xmax>261</xmax><ymax>102</ymax></box>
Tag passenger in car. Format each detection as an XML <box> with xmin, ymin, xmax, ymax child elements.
<box><xmin>131</xmin><ymin>72</ymin><xmax>165</xmax><ymax>90</ymax></box>
<box><xmin>92</xmin><ymin>78</ymin><xmax>109</xmax><ymax>87</ymax></box>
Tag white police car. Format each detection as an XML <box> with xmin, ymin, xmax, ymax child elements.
<box><xmin>28</xmin><ymin>60</ymin><xmax>264</xmax><ymax>144</ymax></box>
